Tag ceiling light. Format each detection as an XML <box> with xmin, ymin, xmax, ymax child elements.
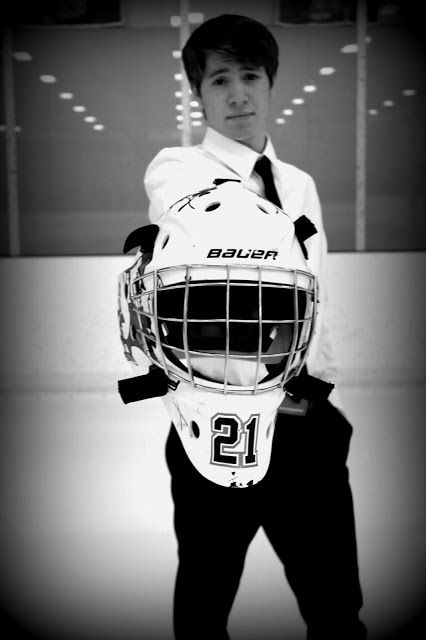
<box><xmin>176</xmin><ymin>115</ymin><xmax>184</xmax><ymax>122</ymax></box>
<box><xmin>73</xmin><ymin>105</ymin><xmax>86</xmax><ymax>112</ymax></box>
<box><xmin>174</xmin><ymin>73</ymin><xmax>183</xmax><ymax>81</ymax></box>
<box><xmin>283</xmin><ymin>109</ymin><xmax>294</xmax><ymax>115</ymax></box>
<box><xmin>402</xmin><ymin>89</ymin><xmax>416</xmax><ymax>96</ymax></box>
<box><xmin>192</xmin><ymin>120</ymin><xmax>203</xmax><ymax>126</ymax></box>
<box><xmin>188</xmin><ymin>12</ymin><xmax>203</xmax><ymax>24</ymax></box>
<box><xmin>190</xmin><ymin>111</ymin><xmax>203</xmax><ymax>119</ymax></box>
<box><xmin>40</xmin><ymin>75</ymin><xmax>56</xmax><ymax>83</ymax></box>
<box><xmin>13</xmin><ymin>51</ymin><xmax>32</xmax><ymax>61</ymax></box>
<box><xmin>84</xmin><ymin>116</ymin><xmax>96</xmax><ymax>123</ymax></box>
<box><xmin>319</xmin><ymin>66</ymin><xmax>335</xmax><ymax>75</ymax></box>
<box><xmin>170</xmin><ymin>16</ymin><xmax>181</xmax><ymax>27</ymax></box>
<box><xmin>175</xmin><ymin>104</ymin><xmax>183</xmax><ymax>111</ymax></box>
<box><xmin>382</xmin><ymin>100</ymin><xmax>394</xmax><ymax>107</ymax></box>
<box><xmin>341</xmin><ymin>44</ymin><xmax>358</xmax><ymax>54</ymax></box>
<box><xmin>59</xmin><ymin>92</ymin><xmax>73</xmax><ymax>99</ymax></box>
<box><xmin>275</xmin><ymin>118</ymin><xmax>286</xmax><ymax>124</ymax></box>
<box><xmin>93</xmin><ymin>124</ymin><xmax>104</xmax><ymax>131</ymax></box>
<box><xmin>341</xmin><ymin>37</ymin><xmax>370</xmax><ymax>54</ymax></box>
<box><xmin>292</xmin><ymin>98</ymin><xmax>305</xmax><ymax>105</ymax></box>
<box><xmin>368</xmin><ymin>109</ymin><xmax>379</xmax><ymax>115</ymax></box>
<box><xmin>172</xmin><ymin>50</ymin><xmax>181</xmax><ymax>59</ymax></box>
<box><xmin>174</xmin><ymin>91</ymin><xmax>182</xmax><ymax>98</ymax></box>
<box><xmin>190</xmin><ymin>100</ymin><xmax>199</xmax><ymax>107</ymax></box>
<box><xmin>303</xmin><ymin>84</ymin><xmax>317</xmax><ymax>93</ymax></box>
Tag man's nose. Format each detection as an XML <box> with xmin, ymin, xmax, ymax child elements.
<box><xmin>228</xmin><ymin>79</ymin><xmax>248</xmax><ymax>105</ymax></box>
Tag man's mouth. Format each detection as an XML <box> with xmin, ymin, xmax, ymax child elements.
<box><xmin>227</xmin><ymin>112</ymin><xmax>254</xmax><ymax>120</ymax></box>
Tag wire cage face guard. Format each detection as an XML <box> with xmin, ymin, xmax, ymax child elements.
<box><xmin>130</xmin><ymin>264</ymin><xmax>317</xmax><ymax>394</ymax></box>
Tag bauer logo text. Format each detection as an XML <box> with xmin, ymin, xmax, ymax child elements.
<box><xmin>207</xmin><ymin>249</ymin><xmax>278</xmax><ymax>260</ymax></box>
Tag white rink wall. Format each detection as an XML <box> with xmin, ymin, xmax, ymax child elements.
<box><xmin>0</xmin><ymin>253</ymin><xmax>425</xmax><ymax>391</ymax></box>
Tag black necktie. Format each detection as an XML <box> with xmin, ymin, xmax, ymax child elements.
<box><xmin>254</xmin><ymin>155</ymin><xmax>311</xmax><ymax>387</ymax></box>
<box><xmin>254</xmin><ymin>155</ymin><xmax>282</xmax><ymax>208</ymax></box>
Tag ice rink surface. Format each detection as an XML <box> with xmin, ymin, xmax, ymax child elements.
<box><xmin>0</xmin><ymin>383</ymin><xmax>424</xmax><ymax>640</ymax></box>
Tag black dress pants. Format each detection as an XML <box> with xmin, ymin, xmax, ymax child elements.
<box><xmin>166</xmin><ymin>400</ymin><xmax>367</xmax><ymax>640</ymax></box>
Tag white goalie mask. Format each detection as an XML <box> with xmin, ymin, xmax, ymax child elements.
<box><xmin>119</xmin><ymin>181</ymin><xmax>318</xmax><ymax>487</ymax></box>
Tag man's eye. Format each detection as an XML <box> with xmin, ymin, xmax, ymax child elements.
<box><xmin>245</xmin><ymin>72</ymin><xmax>260</xmax><ymax>81</ymax></box>
<box><xmin>212</xmin><ymin>77</ymin><xmax>227</xmax><ymax>86</ymax></box>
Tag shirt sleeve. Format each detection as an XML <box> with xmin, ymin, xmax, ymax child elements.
<box><xmin>303</xmin><ymin>176</ymin><xmax>345</xmax><ymax>411</ymax></box>
<box><xmin>144</xmin><ymin>147</ymin><xmax>215</xmax><ymax>223</ymax></box>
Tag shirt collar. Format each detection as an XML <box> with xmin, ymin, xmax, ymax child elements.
<box><xmin>201</xmin><ymin>127</ymin><xmax>279</xmax><ymax>180</ymax></box>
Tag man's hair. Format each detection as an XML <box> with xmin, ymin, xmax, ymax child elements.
<box><xmin>182</xmin><ymin>14</ymin><xmax>279</xmax><ymax>95</ymax></box>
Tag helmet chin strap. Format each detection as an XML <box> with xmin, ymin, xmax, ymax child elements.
<box><xmin>118</xmin><ymin>366</ymin><xmax>334</xmax><ymax>405</ymax></box>
<box><xmin>118</xmin><ymin>367</ymin><xmax>169</xmax><ymax>404</ymax></box>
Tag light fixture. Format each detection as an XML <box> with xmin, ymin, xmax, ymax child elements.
<box><xmin>13</xmin><ymin>52</ymin><xmax>32</xmax><ymax>61</ymax></box>
<box><xmin>190</xmin><ymin>100</ymin><xmax>199</xmax><ymax>107</ymax></box>
<box><xmin>402</xmin><ymin>89</ymin><xmax>416</xmax><ymax>96</ymax></box>
<box><xmin>188</xmin><ymin>12</ymin><xmax>204</xmax><ymax>24</ymax></box>
<box><xmin>341</xmin><ymin>37</ymin><xmax>370</xmax><ymax>54</ymax></box>
<box><xmin>172</xmin><ymin>50</ymin><xmax>181</xmax><ymax>59</ymax></box>
<box><xmin>59</xmin><ymin>92</ymin><xmax>73</xmax><ymax>99</ymax></box>
<box><xmin>368</xmin><ymin>109</ymin><xmax>379</xmax><ymax>115</ymax></box>
<box><xmin>292</xmin><ymin>98</ymin><xmax>305</xmax><ymax>105</ymax></box>
<box><xmin>319</xmin><ymin>67</ymin><xmax>335</xmax><ymax>76</ymax></box>
<box><xmin>40</xmin><ymin>75</ymin><xmax>56</xmax><ymax>83</ymax></box>
<box><xmin>303</xmin><ymin>84</ymin><xmax>317</xmax><ymax>93</ymax></box>
<box><xmin>175</xmin><ymin>104</ymin><xmax>183</xmax><ymax>111</ymax></box>
<box><xmin>170</xmin><ymin>16</ymin><xmax>181</xmax><ymax>27</ymax></box>
<box><xmin>174</xmin><ymin>73</ymin><xmax>183</xmax><ymax>81</ymax></box>
<box><xmin>382</xmin><ymin>100</ymin><xmax>394</xmax><ymax>107</ymax></box>
<box><xmin>176</xmin><ymin>115</ymin><xmax>184</xmax><ymax>122</ymax></box>
<box><xmin>84</xmin><ymin>116</ymin><xmax>97</xmax><ymax>123</ymax></box>
<box><xmin>174</xmin><ymin>91</ymin><xmax>182</xmax><ymax>98</ymax></box>
<box><xmin>341</xmin><ymin>44</ymin><xmax>358</xmax><ymax>54</ymax></box>
<box><xmin>93</xmin><ymin>124</ymin><xmax>104</xmax><ymax>131</ymax></box>
<box><xmin>275</xmin><ymin>118</ymin><xmax>286</xmax><ymax>124</ymax></box>
<box><xmin>73</xmin><ymin>105</ymin><xmax>86</xmax><ymax>112</ymax></box>
<box><xmin>192</xmin><ymin>120</ymin><xmax>202</xmax><ymax>126</ymax></box>
<box><xmin>190</xmin><ymin>111</ymin><xmax>203</xmax><ymax>119</ymax></box>
<box><xmin>283</xmin><ymin>109</ymin><xmax>293</xmax><ymax>115</ymax></box>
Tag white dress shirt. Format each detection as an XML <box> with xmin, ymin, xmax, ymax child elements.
<box><xmin>144</xmin><ymin>126</ymin><xmax>343</xmax><ymax>409</ymax></box>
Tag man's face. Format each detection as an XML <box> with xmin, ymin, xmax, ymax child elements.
<box><xmin>197</xmin><ymin>52</ymin><xmax>273</xmax><ymax>153</ymax></box>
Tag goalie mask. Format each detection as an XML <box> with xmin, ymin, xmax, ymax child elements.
<box><xmin>118</xmin><ymin>180</ymin><xmax>318</xmax><ymax>487</ymax></box>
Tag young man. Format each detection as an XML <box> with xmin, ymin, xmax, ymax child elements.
<box><xmin>144</xmin><ymin>14</ymin><xmax>367</xmax><ymax>640</ymax></box>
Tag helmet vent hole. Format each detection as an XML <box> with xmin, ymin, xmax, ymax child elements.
<box><xmin>205</xmin><ymin>202</ymin><xmax>220</xmax><ymax>212</ymax></box>
<box><xmin>257</xmin><ymin>204</ymin><xmax>269</xmax><ymax>214</ymax></box>
<box><xmin>161</xmin><ymin>235</ymin><xmax>170</xmax><ymax>249</ymax></box>
<box><xmin>191</xmin><ymin>421</ymin><xmax>200</xmax><ymax>438</ymax></box>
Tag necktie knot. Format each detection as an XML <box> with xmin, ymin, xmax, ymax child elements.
<box><xmin>254</xmin><ymin>154</ymin><xmax>271</xmax><ymax>174</ymax></box>
<box><xmin>254</xmin><ymin>155</ymin><xmax>282</xmax><ymax>208</ymax></box>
